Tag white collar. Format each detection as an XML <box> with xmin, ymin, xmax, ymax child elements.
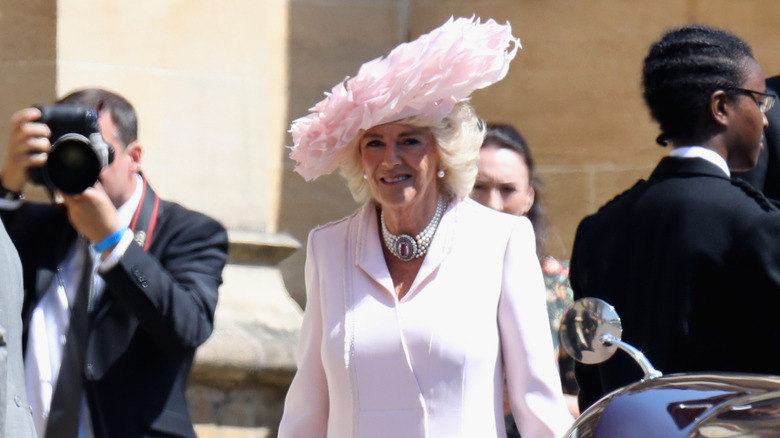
<box><xmin>669</xmin><ymin>146</ymin><xmax>730</xmax><ymax>177</ymax></box>
<box><xmin>116</xmin><ymin>174</ymin><xmax>144</xmax><ymax>228</ymax></box>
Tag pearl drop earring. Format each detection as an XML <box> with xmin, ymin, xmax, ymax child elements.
<box><xmin>437</xmin><ymin>169</ymin><xmax>445</xmax><ymax>178</ymax></box>
<box><xmin>363</xmin><ymin>173</ymin><xmax>368</xmax><ymax>180</ymax></box>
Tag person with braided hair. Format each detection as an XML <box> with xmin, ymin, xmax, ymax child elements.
<box><xmin>569</xmin><ymin>24</ymin><xmax>780</xmax><ymax>411</ymax></box>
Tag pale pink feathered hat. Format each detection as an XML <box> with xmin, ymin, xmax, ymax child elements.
<box><xmin>289</xmin><ymin>16</ymin><xmax>521</xmax><ymax>181</ymax></box>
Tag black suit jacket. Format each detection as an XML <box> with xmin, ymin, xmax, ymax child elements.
<box><xmin>570</xmin><ymin>156</ymin><xmax>780</xmax><ymax>410</ymax></box>
<box><xmin>1</xmin><ymin>192</ymin><xmax>228</xmax><ymax>437</ymax></box>
<box><xmin>733</xmin><ymin>75</ymin><xmax>780</xmax><ymax>202</ymax></box>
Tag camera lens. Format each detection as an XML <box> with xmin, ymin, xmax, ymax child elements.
<box><xmin>45</xmin><ymin>134</ymin><xmax>102</xmax><ymax>194</ymax></box>
<box><xmin>31</xmin><ymin>105</ymin><xmax>113</xmax><ymax>194</ymax></box>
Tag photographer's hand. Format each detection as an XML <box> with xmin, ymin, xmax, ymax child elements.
<box><xmin>61</xmin><ymin>184</ymin><xmax>121</xmax><ymax>256</ymax></box>
<box><xmin>1</xmin><ymin>108</ymin><xmax>51</xmax><ymax>192</ymax></box>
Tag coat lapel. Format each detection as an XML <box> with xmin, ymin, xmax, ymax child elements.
<box><xmin>356</xmin><ymin>203</ymin><xmax>395</xmax><ymax>297</ymax></box>
<box><xmin>405</xmin><ymin>200</ymin><xmax>455</xmax><ymax>300</ymax></box>
<box><xmin>355</xmin><ymin>199</ymin><xmax>456</xmax><ymax>302</ymax></box>
<box><xmin>652</xmin><ymin>156</ymin><xmax>731</xmax><ymax>180</ymax></box>
<box><xmin>23</xmin><ymin>215</ymin><xmax>76</xmax><ymax>331</ymax></box>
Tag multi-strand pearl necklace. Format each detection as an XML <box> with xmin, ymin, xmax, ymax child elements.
<box><xmin>380</xmin><ymin>196</ymin><xmax>447</xmax><ymax>262</ymax></box>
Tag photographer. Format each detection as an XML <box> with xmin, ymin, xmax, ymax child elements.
<box><xmin>0</xmin><ymin>89</ymin><xmax>228</xmax><ymax>438</ymax></box>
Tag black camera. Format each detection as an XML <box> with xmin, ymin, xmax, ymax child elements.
<box><xmin>29</xmin><ymin>105</ymin><xmax>115</xmax><ymax>194</ymax></box>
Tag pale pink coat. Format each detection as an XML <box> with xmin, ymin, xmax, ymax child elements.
<box><xmin>279</xmin><ymin>198</ymin><xmax>573</xmax><ymax>438</ymax></box>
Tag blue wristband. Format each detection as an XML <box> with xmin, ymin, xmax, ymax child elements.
<box><xmin>93</xmin><ymin>227</ymin><xmax>127</xmax><ymax>253</ymax></box>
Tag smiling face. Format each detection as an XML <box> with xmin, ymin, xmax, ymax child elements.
<box><xmin>471</xmin><ymin>144</ymin><xmax>534</xmax><ymax>216</ymax></box>
<box><xmin>359</xmin><ymin>123</ymin><xmax>441</xmax><ymax>223</ymax></box>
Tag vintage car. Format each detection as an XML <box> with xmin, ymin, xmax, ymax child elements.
<box><xmin>560</xmin><ymin>298</ymin><xmax>780</xmax><ymax>438</ymax></box>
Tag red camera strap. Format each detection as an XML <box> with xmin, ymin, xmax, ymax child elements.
<box><xmin>129</xmin><ymin>174</ymin><xmax>160</xmax><ymax>251</ymax></box>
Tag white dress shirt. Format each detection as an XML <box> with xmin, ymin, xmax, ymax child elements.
<box><xmin>670</xmin><ymin>145</ymin><xmax>731</xmax><ymax>177</ymax></box>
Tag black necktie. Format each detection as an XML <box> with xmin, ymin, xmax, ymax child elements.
<box><xmin>46</xmin><ymin>239</ymin><xmax>94</xmax><ymax>438</ymax></box>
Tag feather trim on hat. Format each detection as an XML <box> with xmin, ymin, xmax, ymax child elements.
<box><xmin>289</xmin><ymin>15</ymin><xmax>521</xmax><ymax>180</ymax></box>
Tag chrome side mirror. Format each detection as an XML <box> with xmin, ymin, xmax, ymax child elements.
<box><xmin>560</xmin><ymin>297</ymin><xmax>662</xmax><ymax>380</ymax></box>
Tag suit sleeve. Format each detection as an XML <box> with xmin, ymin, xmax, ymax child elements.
<box><xmin>568</xmin><ymin>218</ymin><xmax>607</xmax><ymax>411</ymax></box>
<box><xmin>728</xmin><ymin>211</ymin><xmax>780</xmax><ymax>366</ymax></box>
<box><xmin>278</xmin><ymin>229</ymin><xmax>329</xmax><ymax>437</ymax></box>
<box><xmin>500</xmin><ymin>218</ymin><xmax>573</xmax><ymax>438</ymax></box>
<box><xmin>99</xmin><ymin>207</ymin><xmax>228</xmax><ymax>354</ymax></box>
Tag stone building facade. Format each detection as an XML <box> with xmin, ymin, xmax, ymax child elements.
<box><xmin>2</xmin><ymin>1</ymin><xmax>780</xmax><ymax>436</ymax></box>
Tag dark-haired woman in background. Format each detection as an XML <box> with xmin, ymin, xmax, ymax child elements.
<box><xmin>569</xmin><ymin>24</ymin><xmax>780</xmax><ymax>412</ymax></box>
<box><xmin>471</xmin><ymin>124</ymin><xmax>580</xmax><ymax>431</ymax></box>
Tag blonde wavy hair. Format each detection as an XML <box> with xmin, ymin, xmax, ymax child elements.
<box><xmin>339</xmin><ymin>101</ymin><xmax>485</xmax><ymax>204</ymax></box>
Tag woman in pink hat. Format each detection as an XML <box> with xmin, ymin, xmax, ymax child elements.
<box><xmin>279</xmin><ymin>17</ymin><xmax>573</xmax><ymax>438</ymax></box>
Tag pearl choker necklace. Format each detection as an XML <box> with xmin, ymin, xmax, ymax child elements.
<box><xmin>380</xmin><ymin>197</ymin><xmax>447</xmax><ymax>262</ymax></box>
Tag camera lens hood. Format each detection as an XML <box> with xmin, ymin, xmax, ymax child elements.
<box><xmin>44</xmin><ymin>133</ymin><xmax>102</xmax><ymax>194</ymax></box>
